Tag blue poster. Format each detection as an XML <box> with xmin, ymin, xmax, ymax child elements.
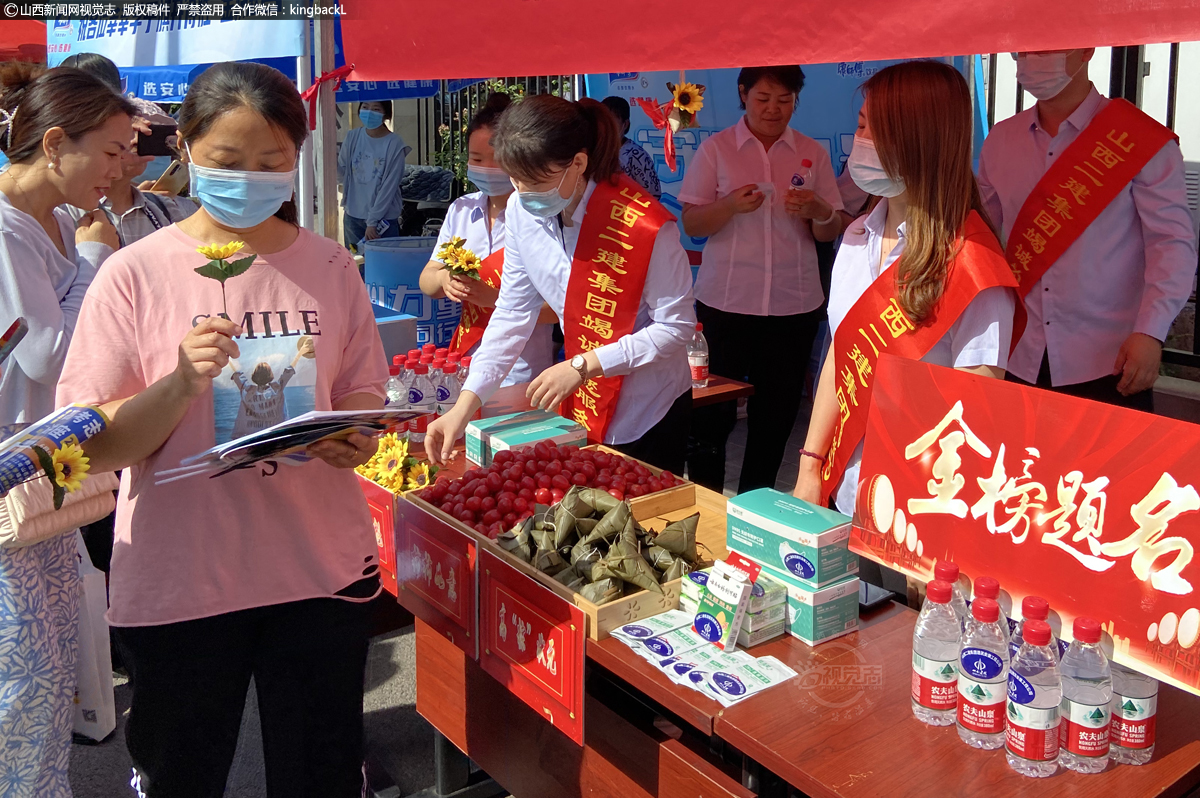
<box><xmin>46</xmin><ymin>19</ymin><xmax>306</xmax><ymax>68</ymax></box>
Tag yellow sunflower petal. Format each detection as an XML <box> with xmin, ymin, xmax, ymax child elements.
<box><xmin>672</xmin><ymin>82</ymin><xmax>705</xmax><ymax>115</ymax></box>
<box><xmin>50</xmin><ymin>443</ymin><xmax>90</xmax><ymax>493</ymax></box>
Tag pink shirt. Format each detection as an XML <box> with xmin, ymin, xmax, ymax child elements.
<box><xmin>56</xmin><ymin>225</ymin><xmax>388</xmax><ymax>626</ymax></box>
<box><xmin>677</xmin><ymin>116</ymin><xmax>843</xmax><ymax>317</ymax></box>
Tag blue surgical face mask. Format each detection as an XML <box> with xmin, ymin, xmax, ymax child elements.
<box><xmin>187</xmin><ymin>144</ymin><xmax>296</xmax><ymax>229</ymax></box>
<box><xmin>516</xmin><ymin>167</ymin><xmax>578</xmax><ymax>218</ymax></box>
<box><xmin>467</xmin><ymin>164</ymin><xmax>514</xmax><ymax>197</ymax></box>
<box><xmin>359</xmin><ymin>108</ymin><xmax>385</xmax><ymax>130</ymax></box>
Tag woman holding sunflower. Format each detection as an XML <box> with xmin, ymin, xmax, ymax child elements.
<box><xmin>419</xmin><ymin>92</ymin><xmax>556</xmax><ymax>385</ymax></box>
<box><xmin>678</xmin><ymin>65</ymin><xmax>846</xmax><ymax>496</ymax></box>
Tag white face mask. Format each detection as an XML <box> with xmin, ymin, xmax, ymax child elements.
<box><xmin>1015</xmin><ymin>52</ymin><xmax>1083</xmax><ymax>101</ymax></box>
<box><xmin>847</xmin><ymin>136</ymin><xmax>905</xmax><ymax>198</ymax></box>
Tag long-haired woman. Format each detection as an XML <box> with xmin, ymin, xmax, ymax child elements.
<box><xmin>793</xmin><ymin>61</ymin><xmax>1019</xmax><ymax>518</ymax></box>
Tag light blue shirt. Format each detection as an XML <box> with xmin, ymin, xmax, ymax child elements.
<box><xmin>463</xmin><ymin>181</ymin><xmax>695</xmax><ymax>445</ymax></box>
<box><xmin>337</xmin><ymin>128</ymin><xmax>410</xmax><ymax>226</ymax></box>
<box><xmin>978</xmin><ymin>86</ymin><xmax>1196</xmax><ymax>386</ymax></box>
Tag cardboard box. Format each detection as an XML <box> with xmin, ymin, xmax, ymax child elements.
<box><xmin>683</xmin><ymin>566</ymin><xmax>787</xmax><ymax>613</ymax></box>
<box><xmin>736</xmin><ymin>619</ymin><xmax>786</xmax><ymax>648</ymax></box>
<box><xmin>465</xmin><ymin>410</ymin><xmax>587</xmax><ymax>466</ymax></box>
<box><xmin>743</xmin><ymin>601</ymin><xmax>787</xmax><ymax>632</ymax></box>
<box><xmin>783</xmin><ymin>576</ymin><xmax>861</xmax><ymax>646</ymax></box>
<box><xmin>727</xmin><ymin>489</ymin><xmax>857</xmax><ymax>589</ymax></box>
<box><xmin>694</xmin><ymin>562</ymin><xmax>752</xmax><ymax>652</ymax></box>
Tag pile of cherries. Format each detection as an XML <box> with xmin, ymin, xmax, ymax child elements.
<box><xmin>416</xmin><ymin>441</ymin><xmax>683</xmax><ymax>538</ymax></box>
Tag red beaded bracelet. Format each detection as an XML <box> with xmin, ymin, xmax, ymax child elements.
<box><xmin>799</xmin><ymin>449</ymin><xmax>827</xmax><ymax>464</ymax></box>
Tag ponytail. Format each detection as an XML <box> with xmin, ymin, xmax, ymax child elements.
<box><xmin>494</xmin><ymin>94</ymin><xmax>623</xmax><ymax>185</ymax></box>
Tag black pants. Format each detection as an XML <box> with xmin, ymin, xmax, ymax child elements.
<box><xmin>612</xmin><ymin>388</ymin><xmax>691</xmax><ymax>477</ymax></box>
<box><xmin>114</xmin><ymin>596</ymin><xmax>371</xmax><ymax>798</ymax></box>
<box><xmin>1007</xmin><ymin>352</ymin><xmax>1154</xmax><ymax>413</ymax></box>
<box><xmin>688</xmin><ymin>303</ymin><xmax>821</xmax><ymax>494</ymax></box>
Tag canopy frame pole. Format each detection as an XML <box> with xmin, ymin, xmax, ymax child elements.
<box><xmin>313</xmin><ymin>17</ymin><xmax>339</xmax><ymax>241</ymax></box>
<box><xmin>297</xmin><ymin>28</ymin><xmax>315</xmax><ymax>231</ymax></box>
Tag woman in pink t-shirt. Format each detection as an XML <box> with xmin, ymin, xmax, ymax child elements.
<box><xmin>57</xmin><ymin>62</ymin><xmax>388</xmax><ymax>798</ymax></box>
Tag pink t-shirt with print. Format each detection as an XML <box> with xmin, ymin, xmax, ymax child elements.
<box><xmin>57</xmin><ymin>225</ymin><xmax>389</xmax><ymax>626</ymax></box>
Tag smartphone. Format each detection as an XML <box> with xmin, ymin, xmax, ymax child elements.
<box><xmin>137</xmin><ymin>123</ymin><xmax>177</xmax><ymax>157</ymax></box>
<box><xmin>150</xmin><ymin>159</ymin><xmax>189</xmax><ymax>195</ymax></box>
<box><xmin>0</xmin><ymin>317</ymin><xmax>28</xmax><ymax>367</ymax></box>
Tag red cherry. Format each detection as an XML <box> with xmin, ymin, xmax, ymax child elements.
<box><xmin>457</xmin><ymin>509</ymin><xmax>476</xmax><ymax>524</ymax></box>
<box><xmin>520</xmin><ymin>475</ymin><xmax>537</xmax><ymax>491</ymax></box>
<box><xmin>517</xmin><ymin>488</ymin><xmax>535</xmax><ymax>502</ymax></box>
<box><xmin>440</xmin><ymin>500</ymin><xmax>456</xmax><ymax>514</ymax></box>
<box><xmin>502</xmin><ymin>479</ymin><xmax>520</xmax><ymax>494</ymax></box>
<box><xmin>551</xmin><ymin>474</ymin><xmax>571</xmax><ymax>491</ymax></box>
<box><xmin>550</xmin><ymin>488</ymin><xmax>565</xmax><ymax>503</ymax></box>
<box><xmin>474</xmin><ymin>522</ymin><xmax>488</xmax><ymax>534</ymax></box>
<box><xmin>524</xmin><ymin>460</ymin><xmax>539</xmax><ymax>476</ymax></box>
<box><xmin>493</xmin><ymin>450</ymin><xmax>513</xmax><ymax>465</ymax></box>
<box><xmin>465</xmin><ymin>496</ymin><xmax>483</xmax><ymax>513</ymax></box>
<box><xmin>545</xmin><ymin>460</ymin><xmax>563</xmax><ymax>476</ymax></box>
<box><xmin>502</xmin><ymin>512</ymin><xmax>517</xmax><ymax>527</ymax></box>
<box><xmin>659</xmin><ymin>470</ymin><xmax>675</xmax><ymax>482</ymax></box>
<box><xmin>482</xmin><ymin>509</ymin><xmax>502</xmax><ymax>525</ymax></box>
<box><xmin>513</xmin><ymin>497</ymin><xmax>530</xmax><ymax>513</ymax></box>
<box><xmin>473</xmin><ymin>484</ymin><xmax>490</xmax><ymax>499</ymax></box>
<box><xmin>480</xmin><ymin>496</ymin><xmax>497</xmax><ymax>512</ymax></box>
<box><xmin>451</xmin><ymin>502</ymin><xmax>466</xmax><ymax>517</ymax></box>
<box><xmin>537</xmin><ymin>474</ymin><xmax>553</xmax><ymax>490</ymax></box>
<box><xmin>534</xmin><ymin>487</ymin><xmax>552</xmax><ymax>504</ymax></box>
<box><xmin>570</xmin><ymin>472</ymin><xmax>588</xmax><ymax>486</ymax></box>
<box><xmin>648</xmin><ymin>478</ymin><xmax>664</xmax><ymax>492</ymax></box>
<box><xmin>607</xmin><ymin>488</ymin><xmax>624</xmax><ymax>500</ymax></box>
<box><xmin>496</xmin><ymin>497</ymin><xmax>514</xmax><ymax>515</ymax></box>
<box><xmin>595</xmin><ymin>474</ymin><xmax>612</xmax><ymax>487</ymax></box>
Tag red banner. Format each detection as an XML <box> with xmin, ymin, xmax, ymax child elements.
<box><xmin>853</xmin><ymin>355</ymin><xmax>1200</xmax><ymax>696</ymax></box>
<box><xmin>398</xmin><ymin>499</ymin><xmax>479</xmax><ymax>660</ymax></box>
<box><xmin>359</xmin><ymin>476</ymin><xmax>399</xmax><ymax>596</ymax></box>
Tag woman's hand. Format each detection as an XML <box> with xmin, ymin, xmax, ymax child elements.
<box><xmin>724</xmin><ymin>184</ymin><xmax>766</xmax><ymax>215</ymax></box>
<box><xmin>365</xmin><ymin>225</ymin><xmax>381</xmax><ymax>241</ymax></box>
<box><xmin>785</xmin><ymin>188</ymin><xmax>832</xmax><ymax>221</ymax></box>
<box><xmin>308</xmin><ymin>431</ymin><xmax>378</xmax><ymax>469</ymax></box>
<box><xmin>527</xmin><ymin>361</ymin><xmax>584</xmax><ymax>412</ymax></box>
<box><xmin>792</xmin><ymin>459</ymin><xmax>824</xmax><ymax>505</ymax></box>
<box><xmin>442</xmin><ymin>271</ymin><xmax>500</xmax><ymax>308</ymax></box>
<box><xmin>173</xmin><ymin>316</ymin><xmax>242</xmax><ymax>399</ymax></box>
<box><xmin>76</xmin><ymin>211</ymin><xmax>120</xmax><ymax>250</ymax></box>
<box><xmin>425</xmin><ymin>406</ymin><xmax>471</xmax><ymax>466</ymax></box>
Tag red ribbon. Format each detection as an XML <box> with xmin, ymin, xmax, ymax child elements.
<box><xmin>633</xmin><ymin>97</ymin><xmax>677</xmax><ymax>172</ymax></box>
<box><xmin>300</xmin><ymin>63</ymin><xmax>355</xmax><ymax>130</ymax></box>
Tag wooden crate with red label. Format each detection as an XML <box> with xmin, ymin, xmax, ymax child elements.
<box><xmin>358</xmin><ymin>475</ymin><xmax>399</xmax><ymax>596</ymax></box>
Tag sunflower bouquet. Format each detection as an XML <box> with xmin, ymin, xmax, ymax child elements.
<box><xmin>436</xmin><ymin>236</ymin><xmax>483</xmax><ymax>281</ymax></box>
<box><xmin>357</xmin><ymin>433</ymin><xmax>441</xmax><ymax>494</ymax></box>
<box><xmin>666</xmin><ymin>80</ymin><xmax>705</xmax><ymax>131</ymax></box>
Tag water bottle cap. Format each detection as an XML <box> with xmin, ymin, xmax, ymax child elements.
<box><xmin>420</xmin><ymin>355</ymin><xmax>433</xmax><ymax>363</ymax></box>
<box><xmin>696</xmin><ymin>322</ymin><xmax>703</xmax><ymax>332</ymax></box>
<box><xmin>408</xmin><ymin>349</ymin><xmax>421</xmax><ymax>359</ymax></box>
<box><xmin>974</xmin><ymin>576</ymin><xmax>1000</xmax><ymax>600</ymax></box>
<box><xmin>1024</xmin><ymin>619</ymin><xmax>1052</xmax><ymax>646</ymax></box>
<box><xmin>1073</xmin><ymin>616</ymin><xmax>1102</xmax><ymax>644</ymax></box>
<box><xmin>443</xmin><ymin>364</ymin><xmax>457</xmax><ymax>374</ymax></box>
<box><xmin>432</xmin><ymin>359</ymin><xmax>446</xmax><ymax>368</ymax></box>
<box><xmin>448</xmin><ymin>352</ymin><xmax>462</xmax><ymax>362</ymax></box>
<box><xmin>392</xmin><ymin>355</ymin><xmax>405</xmax><ymax>366</ymax></box>
<box><xmin>388</xmin><ymin>365</ymin><xmax>400</xmax><ymax>376</ymax></box>
<box><xmin>925</xmin><ymin>580</ymin><xmax>952</xmax><ymax>604</ymax></box>
<box><xmin>435</xmin><ymin>348</ymin><xmax>449</xmax><ymax>357</ymax></box>
<box><xmin>933</xmin><ymin>561</ymin><xmax>959</xmax><ymax>582</ymax></box>
<box><xmin>971</xmin><ymin>597</ymin><xmax>999</xmax><ymax>623</ymax></box>
<box><xmin>801</xmin><ymin>158</ymin><xmax>813</xmax><ymax>168</ymax></box>
<box><xmin>1021</xmin><ymin>595</ymin><xmax>1050</xmax><ymax>621</ymax></box>
<box><xmin>422</xmin><ymin>344</ymin><xmax>436</xmax><ymax>353</ymax></box>
<box><xmin>462</xmin><ymin>356</ymin><xmax>472</xmax><ymax>367</ymax></box>
<box><xmin>413</xmin><ymin>364</ymin><xmax>429</xmax><ymax>375</ymax></box>
<box><xmin>405</xmin><ymin>359</ymin><xmax>418</xmax><ymax>368</ymax></box>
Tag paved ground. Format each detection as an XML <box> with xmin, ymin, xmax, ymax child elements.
<box><xmin>67</xmin><ymin>408</ymin><xmax>811</xmax><ymax>796</ymax></box>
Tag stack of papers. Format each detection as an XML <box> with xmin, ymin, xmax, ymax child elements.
<box><xmin>155</xmin><ymin>408</ymin><xmax>423</xmax><ymax>484</ymax></box>
<box><xmin>0</xmin><ymin>406</ymin><xmax>108</xmax><ymax>497</ymax></box>
<box><xmin>611</xmin><ymin>609</ymin><xmax>797</xmax><ymax>707</ymax></box>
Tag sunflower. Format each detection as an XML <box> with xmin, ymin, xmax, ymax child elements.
<box><xmin>196</xmin><ymin>241</ymin><xmax>247</xmax><ymax>261</ymax></box>
<box><xmin>672</xmin><ymin>82</ymin><xmax>705</xmax><ymax>114</ymax></box>
<box><xmin>51</xmin><ymin>443</ymin><xmax>90</xmax><ymax>493</ymax></box>
<box><xmin>456</xmin><ymin>251</ymin><xmax>482</xmax><ymax>273</ymax></box>
<box><xmin>405</xmin><ymin>462</ymin><xmax>432</xmax><ymax>492</ymax></box>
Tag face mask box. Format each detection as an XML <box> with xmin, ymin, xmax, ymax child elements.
<box><xmin>784</xmin><ymin>576</ymin><xmax>861</xmax><ymax>646</ymax></box>
<box><xmin>737</xmin><ymin>619</ymin><xmax>786</xmax><ymax>648</ymax></box>
<box><xmin>682</xmin><ymin>567</ymin><xmax>786</xmax><ymax>613</ymax></box>
<box><xmin>692</xmin><ymin>561</ymin><xmax>753</xmax><ymax>652</ymax></box>
<box><xmin>681</xmin><ymin>593</ymin><xmax>785</xmax><ymax>633</ymax></box>
<box><xmin>727</xmin><ymin>489</ymin><xmax>856</xmax><ymax>589</ymax></box>
<box><xmin>465</xmin><ymin>410</ymin><xmax>588</xmax><ymax>466</ymax></box>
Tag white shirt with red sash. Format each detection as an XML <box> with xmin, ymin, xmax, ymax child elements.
<box><xmin>978</xmin><ymin>86</ymin><xmax>1196</xmax><ymax>387</ymax></box>
<box><xmin>826</xmin><ymin>200</ymin><xmax>1015</xmax><ymax>515</ymax></box>
<box><xmin>462</xmin><ymin>181</ymin><xmax>695</xmax><ymax>445</ymax></box>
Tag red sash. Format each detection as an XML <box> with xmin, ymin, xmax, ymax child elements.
<box><xmin>1004</xmin><ymin>99</ymin><xmax>1176</xmax><ymax>323</ymax></box>
<box><xmin>560</xmin><ymin>177</ymin><xmax>674</xmax><ymax>444</ymax></box>
<box><xmin>821</xmin><ymin>211</ymin><xmax>1021</xmax><ymax>504</ymax></box>
<box><xmin>450</xmin><ymin>248</ymin><xmax>504</xmax><ymax>355</ymax></box>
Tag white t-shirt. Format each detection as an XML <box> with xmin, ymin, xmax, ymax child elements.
<box><xmin>827</xmin><ymin>200</ymin><xmax>1016</xmax><ymax>515</ymax></box>
<box><xmin>435</xmin><ymin>192</ymin><xmax>553</xmax><ymax>385</ymax></box>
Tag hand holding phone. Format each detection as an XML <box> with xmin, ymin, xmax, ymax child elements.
<box><xmin>149</xmin><ymin>159</ymin><xmax>189</xmax><ymax>195</ymax></box>
<box><xmin>137</xmin><ymin>123</ymin><xmax>178</xmax><ymax>158</ymax></box>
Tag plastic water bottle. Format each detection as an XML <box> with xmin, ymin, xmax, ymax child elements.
<box><xmin>435</xmin><ymin>347</ymin><xmax>449</xmax><ymax>361</ymax></box>
<box><xmin>934</xmin><ymin>560</ymin><xmax>969</xmax><ymax>629</ymax></box>
<box><xmin>1059</xmin><ymin>617</ymin><xmax>1112</xmax><ymax>773</ymax></box>
<box><xmin>687</xmin><ymin>323</ymin><xmax>709</xmax><ymax>389</ymax></box>
<box><xmin>422</xmin><ymin>343</ymin><xmax>436</xmax><ymax>358</ymax></box>
<box><xmin>1011</xmin><ymin>596</ymin><xmax>1057</xmax><ymax>660</ymax></box>
<box><xmin>408</xmin><ymin>348</ymin><xmax>421</xmax><ymax>363</ymax></box>
<box><xmin>789</xmin><ymin>158</ymin><xmax>814</xmax><ymax>191</ymax></box>
<box><xmin>912</xmin><ymin>580</ymin><xmax>961</xmax><ymax>726</ymax></box>
<box><xmin>1006</xmin><ymin>619</ymin><xmax>1062</xmax><ymax>778</ymax></box>
<box><xmin>1109</xmin><ymin>662</ymin><xmax>1157</xmax><ymax>765</ymax></box>
<box><xmin>407</xmin><ymin>364</ymin><xmax>437</xmax><ymax>444</ymax></box>
<box><xmin>438</xmin><ymin>363</ymin><xmax>460</xmax><ymax>415</ymax></box>
<box><xmin>970</xmin><ymin>576</ymin><xmax>1011</xmax><ymax>643</ymax></box>
<box><xmin>957</xmin><ymin>597</ymin><xmax>1010</xmax><ymax>750</ymax></box>
<box><xmin>384</xmin><ymin>365</ymin><xmax>406</xmax><ymax>407</ymax></box>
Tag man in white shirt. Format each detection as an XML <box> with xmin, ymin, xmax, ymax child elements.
<box><xmin>678</xmin><ymin>65</ymin><xmax>844</xmax><ymax>494</ymax></box>
<box><xmin>978</xmin><ymin>49</ymin><xmax>1196</xmax><ymax>411</ymax></box>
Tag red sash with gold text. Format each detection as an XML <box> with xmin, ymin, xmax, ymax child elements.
<box><xmin>1003</xmin><ymin>99</ymin><xmax>1175</xmax><ymax>322</ymax></box>
<box><xmin>821</xmin><ymin>211</ymin><xmax>1021</xmax><ymax>504</ymax></box>
<box><xmin>450</xmin><ymin>248</ymin><xmax>505</xmax><ymax>355</ymax></box>
<box><xmin>561</xmin><ymin>177</ymin><xmax>674</xmax><ymax>444</ymax></box>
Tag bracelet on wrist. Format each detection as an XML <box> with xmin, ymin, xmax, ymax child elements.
<box><xmin>816</xmin><ymin>207</ymin><xmax>838</xmax><ymax>226</ymax></box>
<box><xmin>799</xmin><ymin>448</ymin><xmax>827</xmax><ymax>464</ymax></box>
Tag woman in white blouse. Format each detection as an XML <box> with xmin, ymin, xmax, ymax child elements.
<box><xmin>426</xmin><ymin>95</ymin><xmax>696</xmax><ymax>474</ymax></box>
<box><xmin>794</xmin><ymin>60</ymin><xmax>1016</xmax><ymax>519</ymax></box>
<box><xmin>678</xmin><ymin>65</ymin><xmax>846</xmax><ymax>495</ymax></box>
<box><xmin>419</xmin><ymin>92</ymin><xmax>555</xmax><ymax>385</ymax></box>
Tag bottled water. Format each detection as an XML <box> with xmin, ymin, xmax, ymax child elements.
<box><xmin>1011</xmin><ymin>596</ymin><xmax>1058</xmax><ymax>659</ymax></box>
<box><xmin>912</xmin><ymin>580</ymin><xmax>961</xmax><ymax>726</ymax></box>
<box><xmin>957</xmin><ymin>597</ymin><xmax>1009</xmax><ymax>750</ymax></box>
<box><xmin>687</xmin><ymin>323</ymin><xmax>709</xmax><ymax>389</ymax></box>
<box><xmin>1006</xmin><ymin>619</ymin><xmax>1062</xmax><ymax>778</ymax></box>
<box><xmin>422</xmin><ymin>343</ymin><xmax>436</xmax><ymax>358</ymax></box>
<box><xmin>435</xmin><ymin>347</ymin><xmax>449</xmax><ymax>361</ymax></box>
<box><xmin>407</xmin><ymin>364</ymin><xmax>437</xmax><ymax>444</ymax></box>
<box><xmin>384</xmin><ymin>365</ymin><xmax>406</xmax><ymax>407</ymax></box>
<box><xmin>934</xmin><ymin>560</ymin><xmax>969</xmax><ymax>629</ymax></box>
<box><xmin>1110</xmin><ymin>662</ymin><xmax>1156</xmax><ymax>765</ymax></box>
<box><xmin>970</xmin><ymin>576</ymin><xmax>1010</xmax><ymax>643</ymax></box>
<box><xmin>437</xmin><ymin>363</ymin><xmax>460</xmax><ymax>416</ymax></box>
<box><xmin>407</xmin><ymin>348</ymin><xmax>421</xmax><ymax>363</ymax></box>
<box><xmin>789</xmin><ymin>158</ymin><xmax>815</xmax><ymax>191</ymax></box>
<box><xmin>1059</xmin><ymin>617</ymin><xmax>1112</xmax><ymax>774</ymax></box>
<box><xmin>456</xmin><ymin>355</ymin><xmax>471</xmax><ymax>386</ymax></box>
